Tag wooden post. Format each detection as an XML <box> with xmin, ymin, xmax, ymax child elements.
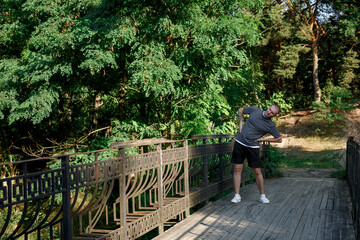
<box><xmin>219</xmin><ymin>138</ymin><xmax>224</xmax><ymax>197</ymax></box>
<box><xmin>346</xmin><ymin>140</ymin><xmax>348</xmax><ymax>185</ymax></box>
<box><xmin>356</xmin><ymin>142</ymin><xmax>360</xmax><ymax>239</ymax></box>
<box><xmin>157</xmin><ymin>144</ymin><xmax>164</xmax><ymax>234</ymax></box>
<box><xmin>261</xmin><ymin>142</ymin><xmax>270</xmax><ymax>178</ymax></box>
<box><xmin>119</xmin><ymin>148</ymin><xmax>127</xmax><ymax>239</ymax></box>
<box><xmin>203</xmin><ymin>139</ymin><xmax>209</xmax><ymax>205</ymax></box>
<box><xmin>356</xmin><ymin>143</ymin><xmax>359</xmax><ymax>231</ymax></box>
<box><xmin>61</xmin><ymin>156</ymin><xmax>72</xmax><ymax>240</ymax></box>
<box><xmin>184</xmin><ymin>140</ymin><xmax>190</xmax><ymax>217</ymax></box>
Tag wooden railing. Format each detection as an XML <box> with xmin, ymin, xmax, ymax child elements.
<box><xmin>346</xmin><ymin>137</ymin><xmax>360</xmax><ymax>239</ymax></box>
<box><xmin>0</xmin><ymin>135</ymin><xmax>268</xmax><ymax>239</ymax></box>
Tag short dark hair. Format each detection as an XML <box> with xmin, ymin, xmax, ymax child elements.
<box><xmin>273</xmin><ymin>104</ymin><xmax>281</xmax><ymax>113</ymax></box>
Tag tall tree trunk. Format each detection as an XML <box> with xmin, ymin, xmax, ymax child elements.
<box><xmin>312</xmin><ymin>41</ymin><xmax>321</xmax><ymax>102</ymax></box>
<box><xmin>119</xmin><ymin>85</ymin><xmax>126</xmax><ymax>121</ymax></box>
<box><xmin>92</xmin><ymin>92</ymin><xmax>103</xmax><ymax>131</ymax></box>
<box><xmin>275</xmin><ymin>0</ymin><xmax>325</xmax><ymax>103</ymax></box>
<box><xmin>163</xmin><ymin>97</ymin><xmax>172</xmax><ymax>139</ymax></box>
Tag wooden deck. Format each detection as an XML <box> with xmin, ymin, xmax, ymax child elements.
<box><xmin>154</xmin><ymin>177</ymin><xmax>355</xmax><ymax>240</ymax></box>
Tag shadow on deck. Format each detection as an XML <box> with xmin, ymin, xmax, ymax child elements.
<box><xmin>154</xmin><ymin>177</ymin><xmax>355</xmax><ymax>240</ymax></box>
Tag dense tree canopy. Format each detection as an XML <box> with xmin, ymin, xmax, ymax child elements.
<box><xmin>0</xmin><ymin>0</ymin><xmax>359</xmax><ymax>161</ymax></box>
<box><xmin>0</xmin><ymin>0</ymin><xmax>265</xmax><ymax>160</ymax></box>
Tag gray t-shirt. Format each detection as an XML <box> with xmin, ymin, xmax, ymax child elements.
<box><xmin>235</xmin><ymin>106</ymin><xmax>281</xmax><ymax>148</ymax></box>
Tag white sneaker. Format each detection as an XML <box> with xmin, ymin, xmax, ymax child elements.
<box><xmin>260</xmin><ymin>195</ymin><xmax>270</xmax><ymax>204</ymax></box>
<box><xmin>231</xmin><ymin>194</ymin><xmax>241</xmax><ymax>203</ymax></box>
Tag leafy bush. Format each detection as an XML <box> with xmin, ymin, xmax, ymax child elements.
<box><xmin>311</xmin><ymin>84</ymin><xmax>356</xmax><ymax>133</ymax></box>
<box><xmin>290</xmin><ymin>93</ymin><xmax>313</xmax><ymax>109</ymax></box>
<box><xmin>262</xmin><ymin>144</ymin><xmax>284</xmax><ymax>178</ymax></box>
<box><xmin>263</xmin><ymin>91</ymin><xmax>293</xmax><ymax>114</ymax></box>
<box><xmin>245</xmin><ymin>166</ymin><xmax>256</xmax><ymax>184</ymax></box>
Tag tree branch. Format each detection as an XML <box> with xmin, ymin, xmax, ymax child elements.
<box><xmin>15</xmin><ymin>127</ymin><xmax>112</xmax><ymax>157</ymax></box>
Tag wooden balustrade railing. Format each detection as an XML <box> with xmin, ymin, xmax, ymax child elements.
<box><xmin>0</xmin><ymin>135</ymin><xmax>269</xmax><ymax>239</ymax></box>
<box><xmin>346</xmin><ymin>137</ymin><xmax>360</xmax><ymax>240</ymax></box>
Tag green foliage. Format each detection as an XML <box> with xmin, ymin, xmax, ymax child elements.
<box><xmin>257</xmin><ymin>0</ymin><xmax>360</xmax><ymax>107</ymax></box>
<box><xmin>311</xmin><ymin>84</ymin><xmax>356</xmax><ymax>132</ymax></box>
<box><xmin>339</xmin><ymin>50</ymin><xmax>360</xmax><ymax>90</ymax></box>
<box><xmin>238</xmin><ymin>145</ymin><xmax>285</xmax><ymax>183</ymax></box>
<box><xmin>289</xmin><ymin>92</ymin><xmax>313</xmax><ymax>109</ymax></box>
<box><xmin>129</xmin><ymin>43</ymin><xmax>182</xmax><ymax>98</ymax></box>
<box><xmin>262</xmin><ymin>145</ymin><xmax>284</xmax><ymax>178</ymax></box>
<box><xmin>263</xmin><ymin>91</ymin><xmax>293</xmax><ymax>114</ymax></box>
<box><xmin>245</xmin><ymin>166</ymin><xmax>256</xmax><ymax>184</ymax></box>
<box><xmin>2</xmin><ymin>0</ymin><xmax>359</xmax><ymax>164</ymax></box>
<box><xmin>0</xmin><ymin>208</ymin><xmax>23</xmax><ymax>239</ymax></box>
<box><xmin>273</xmin><ymin>44</ymin><xmax>310</xmax><ymax>80</ymax></box>
<box><xmin>330</xmin><ymin>169</ymin><xmax>346</xmax><ymax>180</ymax></box>
<box><xmin>334</xmin><ymin>0</ymin><xmax>360</xmax><ymax>39</ymax></box>
<box><xmin>2</xmin><ymin>0</ymin><xmax>360</xmax><ymax>238</ymax></box>
<box><xmin>0</xmin><ymin>0</ymin><xmax>267</xmax><ymax>160</ymax></box>
<box><xmin>280</xmin><ymin>150</ymin><xmax>342</xmax><ymax>169</ymax></box>
<box><xmin>257</xmin><ymin>2</ymin><xmax>310</xmax><ymax>102</ymax></box>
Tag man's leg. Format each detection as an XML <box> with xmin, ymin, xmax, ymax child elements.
<box><xmin>231</xmin><ymin>142</ymin><xmax>244</xmax><ymax>203</ymax></box>
<box><xmin>252</xmin><ymin>168</ymin><xmax>269</xmax><ymax>203</ymax></box>
<box><xmin>252</xmin><ymin>168</ymin><xmax>264</xmax><ymax>194</ymax></box>
<box><xmin>231</xmin><ymin>163</ymin><xmax>243</xmax><ymax>203</ymax></box>
<box><xmin>233</xmin><ymin>163</ymin><xmax>243</xmax><ymax>194</ymax></box>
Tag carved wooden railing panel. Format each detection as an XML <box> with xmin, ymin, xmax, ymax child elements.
<box><xmin>0</xmin><ymin>150</ymin><xmax>121</xmax><ymax>240</ymax></box>
<box><xmin>0</xmin><ymin>135</ymin><xmax>267</xmax><ymax>240</ymax></box>
<box><xmin>346</xmin><ymin>137</ymin><xmax>360</xmax><ymax>239</ymax></box>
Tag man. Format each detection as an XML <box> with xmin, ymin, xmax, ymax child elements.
<box><xmin>231</xmin><ymin>105</ymin><xmax>282</xmax><ymax>204</ymax></box>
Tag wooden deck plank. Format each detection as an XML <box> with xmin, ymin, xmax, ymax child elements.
<box><xmin>153</xmin><ymin>177</ymin><xmax>355</xmax><ymax>240</ymax></box>
<box><xmin>339</xmin><ymin>180</ymin><xmax>356</xmax><ymax>240</ymax></box>
<box><xmin>269</xmin><ymin>207</ymin><xmax>302</xmax><ymax>240</ymax></box>
<box><xmin>306</xmin><ymin>208</ymin><xmax>321</xmax><ymax>240</ymax></box>
<box><xmin>257</xmin><ymin>207</ymin><xmax>292</xmax><ymax>240</ymax></box>
<box><xmin>264</xmin><ymin>179</ymin><xmax>308</xmax><ymax>240</ymax></box>
<box><xmin>267</xmin><ymin>178</ymin><xmax>296</xmax><ymax>207</ymax></box>
<box><xmin>175</xmin><ymin>204</ymin><xmax>232</xmax><ymax>239</ymax></box>
<box><xmin>313</xmin><ymin>181</ymin><xmax>325</xmax><ymax>209</ymax></box>
<box><xmin>222</xmin><ymin>186</ymin><xmax>275</xmax><ymax>239</ymax></box>
<box><xmin>324</xmin><ymin>207</ymin><xmax>334</xmax><ymax>240</ymax></box>
<box><xmin>281</xmin><ymin>179</ymin><xmax>314</xmax><ymax>240</ymax></box>
<box><xmin>243</xmin><ymin>205</ymin><xmax>279</xmax><ymax>240</ymax></box>
<box><xmin>319</xmin><ymin>191</ymin><xmax>329</xmax><ymax>210</ymax></box>
<box><xmin>291</xmin><ymin>208</ymin><xmax>310</xmax><ymax>240</ymax></box>
<box><xmin>305</xmin><ymin>179</ymin><xmax>322</xmax><ymax>209</ymax></box>
<box><xmin>194</xmin><ymin>202</ymin><xmax>247</xmax><ymax>239</ymax></box>
<box><xmin>283</xmin><ymin>207</ymin><xmax>306</xmax><ymax>240</ymax></box>
<box><xmin>315</xmin><ymin>209</ymin><xmax>327</xmax><ymax>239</ymax></box>
<box><xmin>333</xmin><ymin>180</ymin><xmax>341</xmax><ymax>240</ymax></box>
<box><xmin>156</xmin><ymin>202</ymin><xmax>229</xmax><ymax>240</ymax></box>
<box><xmin>228</xmin><ymin>205</ymin><xmax>278</xmax><ymax>240</ymax></box>
<box><xmin>284</xmin><ymin>179</ymin><xmax>318</xmax><ymax>240</ymax></box>
<box><xmin>211</xmin><ymin>205</ymin><xmax>250</xmax><ymax>239</ymax></box>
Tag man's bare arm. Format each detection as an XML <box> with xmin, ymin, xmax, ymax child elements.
<box><xmin>238</xmin><ymin>108</ymin><xmax>244</xmax><ymax>133</ymax></box>
<box><xmin>255</xmin><ymin>137</ymin><xmax>282</xmax><ymax>143</ymax></box>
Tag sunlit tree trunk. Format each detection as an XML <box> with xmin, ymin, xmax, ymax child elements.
<box><xmin>163</xmin><ymin>96</ymin><xmax>172</xmax><ymax>139</ymax></box>
<box><xmin>275</xmin><ymin>0</ymin><xmax>326</xmax><ymax>102</ymax></box>
<box><xmin>93</xmin><ymin>92</ymin><xmax>103</xmax><ymax>131</ymax></box>
<box><xmin>312</xmin><ymin>41</ymin><xmax>321</xmax><ymax>102</ymax></box>
<box><xmin>119</xmin><ymin>85</ymin><xmax>127</xmax><ymax>121</ymax></box>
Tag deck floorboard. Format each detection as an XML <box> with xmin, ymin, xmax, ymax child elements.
<box><xmin>154</xmin><ymin>177</ymin><xmax>355</xmax><ymax>240</ymax></box>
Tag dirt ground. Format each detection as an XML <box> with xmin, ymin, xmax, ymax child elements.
<box><xmin>272</xmin><ymin>106</ymin><xmax>360</xmax><ymax>178</ymax></box>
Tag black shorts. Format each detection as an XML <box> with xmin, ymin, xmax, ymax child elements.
<box><xmin>231</xmin><ymin>141</ymin><xmax>261</xmax><ymax>168</ymax></box>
